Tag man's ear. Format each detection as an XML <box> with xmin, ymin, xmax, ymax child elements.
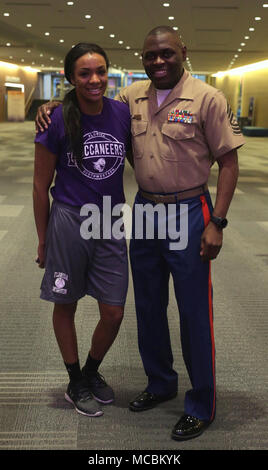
<box><xmin>182</xmin><ymin>46</ymin><xmax>187</xmax><ymax>62</ymax></box>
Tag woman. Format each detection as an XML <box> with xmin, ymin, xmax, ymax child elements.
<box><xmin>33</xmin><ymin>43</ymin><xmax>131</xmax><ymax>417</ymax></box>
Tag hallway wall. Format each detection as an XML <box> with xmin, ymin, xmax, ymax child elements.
<box><xmin>0</xmin><ymin>62</ymin><xmax>38</xmax><ymax>122</ymax></box>
<box><xmin>215</xmin><ymin>64</ymin><xmax>268</xmax><ymax>127</ymax></box>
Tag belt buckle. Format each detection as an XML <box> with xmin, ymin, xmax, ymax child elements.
<box><xmin>156</xmin><ymin>193</ymin><xmax>176</xmax><ymax>203</ymax></box>
<box><xmin>154</xmin><ymin>194</ymin><xmax>163</xmax><ymax>202</ymax></box>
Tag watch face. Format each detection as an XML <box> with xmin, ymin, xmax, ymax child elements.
<box><xmin>211</xmin><ymin>216</ymin><xmax>228</xmax><ymax>228</ymax></box>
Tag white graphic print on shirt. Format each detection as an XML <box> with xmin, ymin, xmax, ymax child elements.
<box><xmin>67</xmin><ymin>131</ymin><xmax>125</xmax><ymax>180</ymax></box>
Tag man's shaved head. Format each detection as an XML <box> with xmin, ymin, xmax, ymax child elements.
<box><xmin>143</xmin><ymin>25</ymin><xmax>185</xmax><ymax>51</ymax></box>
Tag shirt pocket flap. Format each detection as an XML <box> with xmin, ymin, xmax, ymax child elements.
<box><xmin>131</xmin><ymin>120</ymin><xmax>148</xmax><ymax>136</ymax></box>
<box><xmin>161</xmin><ymin>122</ymin><xmax>195</xmax><ymax>140</ymax></box>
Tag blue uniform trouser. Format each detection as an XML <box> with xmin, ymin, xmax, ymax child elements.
<box><xmin>129</xmin><ymin>191</ymin><xmax>216</xmax><ymax>422</ymax></box>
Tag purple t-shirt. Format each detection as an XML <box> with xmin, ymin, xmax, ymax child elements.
<box><xmin>35</xmin><ymin>97</ymin><xmax>131</xmax><ymax>208</ymax></box>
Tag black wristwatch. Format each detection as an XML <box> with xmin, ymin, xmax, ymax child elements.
<box><xmin>210</xmin><ymin>214</ymin><xmax>228</xmax><ymax>229</ymax></box>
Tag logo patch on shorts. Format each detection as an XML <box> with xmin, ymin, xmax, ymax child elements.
<box><xmin>53</xmin><ymin>272</ymin><xmax>68</xmax><ymax>294</ymax></box>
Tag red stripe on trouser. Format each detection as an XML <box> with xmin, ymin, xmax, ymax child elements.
<box><xmin>200</xmin><ymin>195</ymin><xmax>216</xmax><ymax>421</ymax></box>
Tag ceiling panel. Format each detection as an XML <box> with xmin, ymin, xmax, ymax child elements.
<box><xmin>194</xmin><ymin>30</ymin><xmax>232</xmax><ymax>46</ymax></box>
<box><xmin>191</xmin><ymin>6</ymin><xmax>239</xmax><ymax>33</ymax></box>
<box><xmin>0</xmin><ymin>0</ymin><xmax>267</xmax><ymax>73</ymax></box>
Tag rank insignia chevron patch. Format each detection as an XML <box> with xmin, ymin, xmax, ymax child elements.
<box><xmin>227</xmin><ymin>103</ymin><xmax>242</xmax><ymax>135</ymax></box>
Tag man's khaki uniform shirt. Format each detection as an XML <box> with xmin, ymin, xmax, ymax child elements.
<box><xmin>117</xmin><ymin>69</ymin><xmax>245</xmax><ymax>193</ymax></box>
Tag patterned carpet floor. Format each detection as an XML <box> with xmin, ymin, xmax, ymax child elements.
<box><xmin>0</xmin><ymin>122</ymin><xmax>267</xmax><ymax>451</ymax></box>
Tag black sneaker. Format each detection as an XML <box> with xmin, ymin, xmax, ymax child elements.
<box><xmin>82</xmin><ymin>368</ymin><xmax>114</xmax><ymax>404</ymax></box>
<box><xmin>64</xmin><ymin>380</ymin><xmax>103</xmax><ymax>417</ymax></box>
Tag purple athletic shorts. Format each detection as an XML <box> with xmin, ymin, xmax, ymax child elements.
<box><xmin>40</xmin><ymin>200</ymin><xmax>128</xmax><ymax>306</ymax></box>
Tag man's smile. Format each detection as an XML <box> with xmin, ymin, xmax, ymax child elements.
<box><xmin>153</xmin><ymin>68</ymin><xmax>168</xmax><ymax>78</ymax></box>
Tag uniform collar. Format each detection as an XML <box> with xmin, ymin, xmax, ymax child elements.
<box><xmin>134</xmin><ymin>69</ymin><xmax>194</xmax><ymax>115</ymax></box>
<box><xmin>164</xmin><ymin>69</ymin><xmax>194</xmax><ymax>100</ymax></box>
<box><xmin>155</xmin><ymin>70</ymin><xmax>194</xmax><ymax>112</ymax></box>
<box><xmin>134</xmin><ymin>69</ymin><xmax>194</xmax><ymax>101</ymax></box>
<box><xmin>134</xmin><ymin>81</ymin><xmax>151</xmax><ymax>100</ymax></box>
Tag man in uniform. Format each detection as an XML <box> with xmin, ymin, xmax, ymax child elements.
<box><xmin>35</xmin><ymin>26</ymin><xmax>244</xmax><ymax>441</ymax></box>
<box><xmin>117</xmin><ymin>26</ymin><xmax>244</xmax><ymax>441</ymax></box>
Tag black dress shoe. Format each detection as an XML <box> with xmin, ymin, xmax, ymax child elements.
<box><xmin>171</xmin><ymin>414</ymin><xmax>210</xmax><ymax>441</ymax></box>
<box><xmin>129</xmin><ymin>391</ymin><xmax>177</xmax><ymax>412</ymax></box>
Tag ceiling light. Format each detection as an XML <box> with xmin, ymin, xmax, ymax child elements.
<box><xmin>40</xmin><ymin>53</ymin><xmax>43</xmax><ymax>57</ymax></box>
<box><xmin>126</xmin><ymin>46</ymin><xmax>131</xmax><ymax>49</ymax></box>
<box><xmin>240</xmin><ymin>43</ymin><xmax>246</xmax><ymax>46</ymax></box>
<box><xmin>163</xmin><ymin>3</ymin><xmax>170</xmax><ymax>6</ymax></box>
<box><xmin>263</xmin><ymin>3</ymin><xmax>268</xmax><ymax>7</ymax></box>
<box><xmin>255</xmin><ymin>17</ymin><xmax>261</xmax><ymax>20</ymax></box>
<box><xmin>26</xmin><ymin>24</ymin><xmax>32</xmax><ymax>27</ymax></box>
<box><xmin>213</xmin><ymin>59</ymin><xmax>268</xmax><ymax>77</ymax></box>
<box><xmin>110</xmin><ymin>34</ymin><xmax>115</xmax><ymax>38</ymax></box>
<box><xmin>238</xmin><ymin>48</ymin><xmax>242</xmax><ymax>52</ymax></box>
<box><xmin>134</xmin><ymin>52</ymin><xmax>139</xmax><ymax>56</ymax></box>
<box><xmin>50</xmin><ymin>57</ymin><xmax>54</xmax><ymax>61</ymax></box>
<box><xmin>3</xmin><ymin>12</ymin><xmax>10</xmax><ymax>16</ymax></box>
<box><xmin>27</xmin><ymin>49</ymin><xmax>31</xmax><ymax>53</ymax></box>
<box><xmin>168</xmin><ymin>16</ymin><xmax>174</xmax><ymax>20</ymax></box>
<box><xmin>9</xmin><ymin>56</ymin><xmax>13</xmax><ymax>59</ymax></box>
<box><xmin>0</xmin><ymin>61</ymin><xmax>18</xmax><ymax>70</ymax></box>
<box><xmin>85</xmin><ymin>15</ymin><xmax>91</xmax><ymax>19</ymax></box>
<box><xmin>98</xmin><ymin>25</ymin><xmax>104</xmax><ymax>29</ymax></box>
<box><xmin>67</xmin><ymin>1</ymin><xmax>74</xmax><ymax>4</ymax></box>
<box><xmin>249</xmin><ymin>27</ymin><xmax>255</xmax><ymax>31</ymax></box>
<box><xmin>118</xmin><ymin>40</ymin><xmax>123</xmax><ymax>44</ymax></box>
<box><xmin>21</xmin><ymin>59</ymin><xmax>25</xmax><ymax>62</ymax></box>
<box><xmin>244</xmin><ymin>36</ymin><xmax>250</xmax><ymax>39</ymax></box>
<box><xmin>59</xmin><ymin>39</ymin><xmax>64</xmax><ymax>43</ymax></box>
<box><xmin>45</xmin><ymin>32</ymin><xmax>50</xmax><ymax>36</ymax></box>
<box><xmin>173</xmin><ymin>27</ymin><xmax>178</xmax><ymax>30</ymax></box>
<box><xmin>6</xmin><ymin>42</ymin><xmax>11</xmax><ymax>46</ymax></box>
<box><xmin>234</xmin><ymin>54</ymin><xmax>238</xmax><ymax>58</ymax></box>
<box><xmin>23</xmin><ymin>65</ymin><xmax>41</xmax><ymax>73</ymax></box>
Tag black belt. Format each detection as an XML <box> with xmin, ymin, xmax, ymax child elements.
<box><xmin>138</xmin><ymin>184</ymin><xmax>208</xmax><ymax>203</ymax></box>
